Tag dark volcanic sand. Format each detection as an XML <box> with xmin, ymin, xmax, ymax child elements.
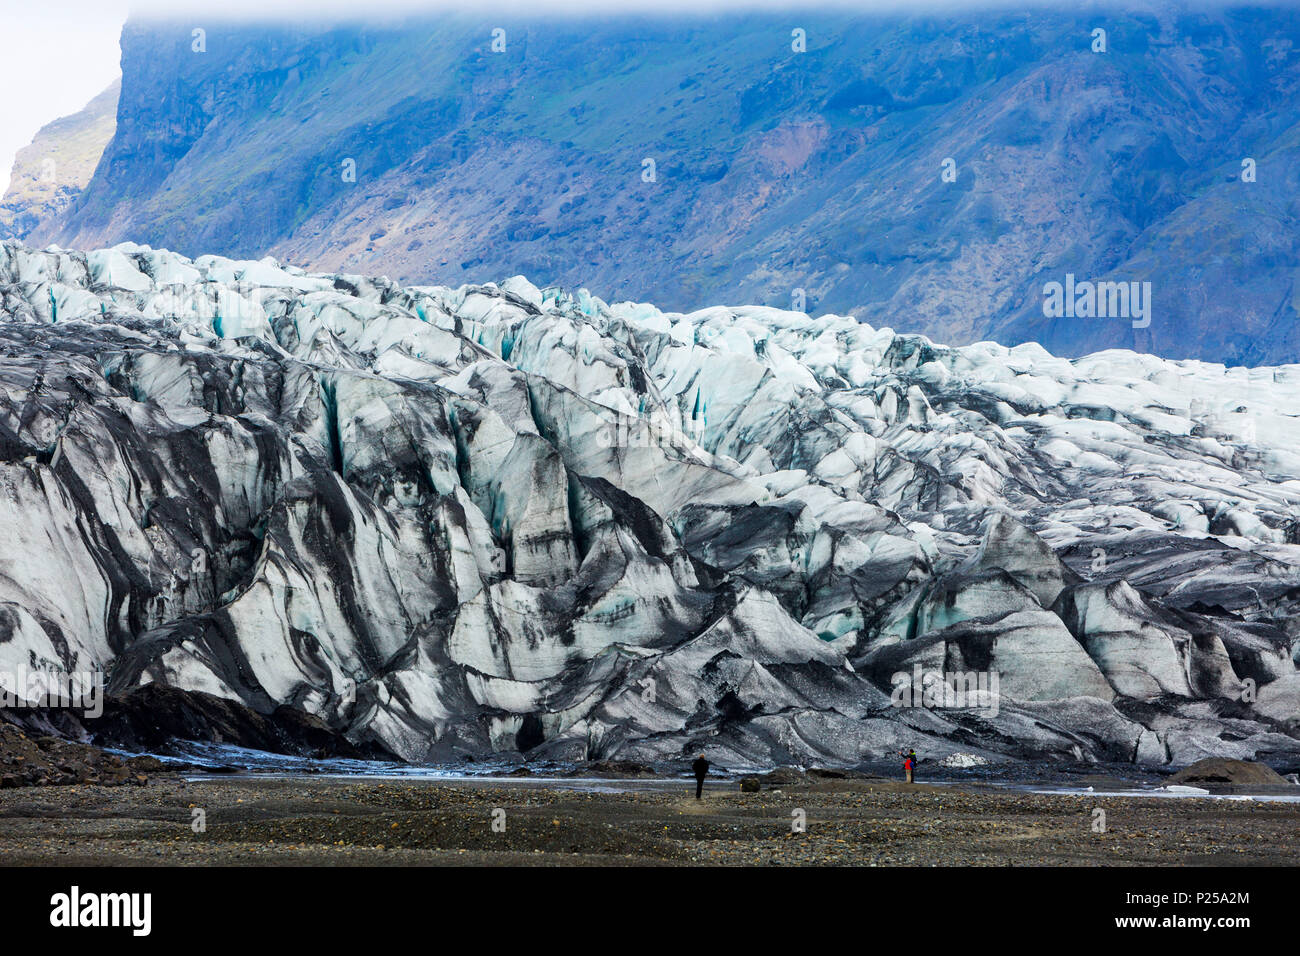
<box><xmin>1</xmin><ymin>774</ymin><xmax>1298</xmax><ymax>866</ymax></box>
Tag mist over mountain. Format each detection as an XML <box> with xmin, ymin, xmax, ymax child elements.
<box><xmin>0</xmin><ymin>79</ymin><xmax>118</xmax><ymax>242</ymax></box>
<box><xmin>26</xmin><ymin>5</ymin><xmax>1300</xmax><ymax>365</ymax></box>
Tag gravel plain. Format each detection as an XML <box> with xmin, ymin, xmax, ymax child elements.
<box><xmin>2</xmin><ymin>771</ymin><xmax>1298</xmax><ymax>866</ymax></box>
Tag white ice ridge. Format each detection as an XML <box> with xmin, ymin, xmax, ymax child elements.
<box><xmin>1</xmin><ymin>240</ymin><xmax>1298</xmax><ymax>767</ymax></box>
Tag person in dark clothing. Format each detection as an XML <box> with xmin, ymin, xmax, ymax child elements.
<box><xmin>692</xmin><ymin>754</ymin><xmax>710</xmax><ymax>799</ymax></box>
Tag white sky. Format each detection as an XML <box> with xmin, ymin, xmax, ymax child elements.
<box><xmin>0</xmin><ymin>1</ymin><xmax>128</xmax><ymax>194</ymax></box>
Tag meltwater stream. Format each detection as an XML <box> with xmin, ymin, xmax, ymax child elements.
<box><xmin>126</xmin><ymin>742</ymin><xmax>744</xmax><ymax>793</ymax></box>
<box><xmin>124</xmin><ymin>742</ymin><xmax>1300</xmax><ymax>801</ymax></box>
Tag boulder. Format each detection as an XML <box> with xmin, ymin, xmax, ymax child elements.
<box><xmin>761</xmin><ymin>767</ymin><xmax>806</xmax><ymax>786</ymax></box>
<box><xmin>1167</xmin><ymin>758</ymin><xmax>1290</xmax><ymax>787</ymax></box>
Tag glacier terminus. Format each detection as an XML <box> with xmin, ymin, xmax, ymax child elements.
<box><xmin>1</xmin><ymin>241</ymin><xmax>1298</xmax><ymax>771</ymax></box>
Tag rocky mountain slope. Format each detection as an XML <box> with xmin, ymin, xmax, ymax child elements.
<box><xmin>29</xmin><ymin>6</ymin><xmax>1300</xmax><ymax>365</ymax></box>
<box><xmin>1</xmin><ymin>240</ymin><xmax>1298</xmax><ymax>768</ymax></box>
<box><xmin>0</xmin><ymin>80</ymin><xmax>119</xmax><ymax>242</ymax></box>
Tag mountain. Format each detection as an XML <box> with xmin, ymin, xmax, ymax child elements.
<box><xmin>1</xmin><ymin>240</ymin><xmax>1298</xmax><ymax>768</ymax></box>
<box><xmin>29</xmin><ymin>6</ymin><xmax>1300</xmax><ymax>366</ymax></box>
<box><xmin>0</xmin><ymin>79</ymin><xmax>119</xmax><ymax>241</ymax></box>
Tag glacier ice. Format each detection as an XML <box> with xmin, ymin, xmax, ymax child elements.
<box><xmin>1</xmin><ymin>241</ymin><xmax>1298</xmax><ymax>767</ymax></box>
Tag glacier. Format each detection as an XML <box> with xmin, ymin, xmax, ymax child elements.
<box><xmin>1</xmin><ymin>240</ymin><xmax>1298</xmax><ymax>769</ymax></box>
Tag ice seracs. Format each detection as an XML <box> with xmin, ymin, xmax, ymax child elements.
<box><xmin>1</xmin><ymin>240</ymin><xmax>1298</xmax><ymax>768</ymax></box>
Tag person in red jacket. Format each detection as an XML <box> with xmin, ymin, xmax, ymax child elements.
<box><xmin>901</xmin><ymin>748</ymin><xmax>917</xmax><ymax>784</ymax></box>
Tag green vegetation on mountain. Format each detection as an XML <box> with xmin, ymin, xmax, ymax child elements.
<box><xmin>35</xmin><ymin>8</ymin><xmax>1300</xmax><ymax>363</ymax></box>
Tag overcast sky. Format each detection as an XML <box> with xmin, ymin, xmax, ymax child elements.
<box><xmin>0</xmin><ymin>0</ymin><xmax>1255</xmax><ymax>195</ymax></box>
<box><xmin>0</xmin><ymin>0</ymin><xmax>990</xmax><ymax>195</ymax></box>
<box><xmin>0</xmin><ymin>1</ymin><xmax>127</xmax><ymax>194</ymax></box>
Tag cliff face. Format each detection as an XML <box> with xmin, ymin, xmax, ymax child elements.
<box><xmin>2</xmin><ymin>241</ymin><xmax>1299</xmax><ymax>766</ymax></box>
<box><xmin>32</xmin><ymin>7</ymin><xmax>1300</xmax><ymax>365</ymax></box>
<box><xmin>0</xmin><ymin>79</ymin><xmax>119</xmax><ymax>241</ymax></box>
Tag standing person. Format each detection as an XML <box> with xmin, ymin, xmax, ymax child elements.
<box><xmin>902</xmin><ymin>748</ymin><xmax>917</xmax><ymax>784</ymax></box>
<box><xmin>691</xmin><ymin>753</ymin><xmax>710</xmax><ymax>799</ymax></box>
